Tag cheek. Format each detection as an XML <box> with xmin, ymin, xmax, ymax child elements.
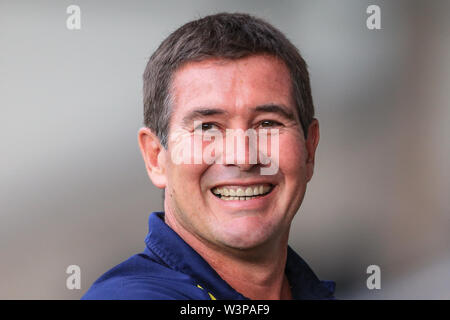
<box><xmin>166</xmin><ymin>134</ymin><xmax>210</xmax><ymax>190</ymax></box>
<box><xmin>167</xmin><ymin>162</ymin><xmax>207</xmax><ymax>193</ymax></box>
<box><xmin>165</xmin><ymin>162</ymin><xmax>209</xmax><ymax>219</ymax></box>
<box><xmin>278</xmin><ymin>135</ymin><xmax>307</xmax><ymax>179</ymax></box>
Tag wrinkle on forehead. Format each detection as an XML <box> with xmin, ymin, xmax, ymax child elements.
<box><xmin>170</xmin><ymin>55</ymin><xmax>294</xmax><ymax>119</ymax></box>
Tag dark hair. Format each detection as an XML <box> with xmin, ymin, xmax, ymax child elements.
<box><xmin>143</xmin><ymin>12</ymin><xmax>314</xmax><ymax>148</ymax></box>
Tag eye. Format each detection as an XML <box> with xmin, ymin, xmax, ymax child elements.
<box><xmin>194</xmin><ymin>122</ymin><xmax>219</xmax><ymax>132</ymax></box>
<box><xmin>259</xmin><ymin>120</ymin><xmax>282</xmax><ymax>128</ymax></box>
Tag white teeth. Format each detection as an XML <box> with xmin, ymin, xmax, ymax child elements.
<box><xmin>220</xmin><ymin>195</ymin><xmax>260</xmax><ymax>201</ymax></box>
<box><xmin>212</xmin><ymin>184</ymin><xmax>273</xmax><ymax>199</ymax></box>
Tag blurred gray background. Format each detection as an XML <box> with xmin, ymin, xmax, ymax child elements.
<box><xmin>1</xmin><ymin>0</ymin><xmax>449</xmax><ymax>299</ymax></box>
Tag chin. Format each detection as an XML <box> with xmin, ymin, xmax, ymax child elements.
<box><xmin>213</xmin><ymin>219</ymin><xmax>276</xmax><ymax>250</ymax></box>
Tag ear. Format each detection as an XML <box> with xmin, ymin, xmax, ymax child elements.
<box><xmin>137</xmin><ymin>127</ymin><xmax>167</xmax><ymax>189</ymax></box>
<box><xmin>305</xmin><ymin>119</ymin><xmax>320</xmax><ymax>182</ymax></box>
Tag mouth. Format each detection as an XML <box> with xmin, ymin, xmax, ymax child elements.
<box><xmin>210</xmin><ymin>183</ymin><xmax>275</xmax><ymax>201</ymax></box>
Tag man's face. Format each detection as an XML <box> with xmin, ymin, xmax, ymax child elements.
<box><xmin>161</xmin><ymin>55</ymin><xmax>318</xmax><ymax>250</ymax></box>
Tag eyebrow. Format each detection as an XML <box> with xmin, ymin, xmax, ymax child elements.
<box><xmin>251</xmin><ymin>104</ymin><xmax>296</xmax><ymax>121</ymax></box>
<box><xmin>180</xmin><ymin>103</ymin><xmax>296</xmax><ymax>127</ymax></box>
<box><xmin>181</xmin><ymin>108</ymin><xmax>229</xmax><ymax>127</ymax></box>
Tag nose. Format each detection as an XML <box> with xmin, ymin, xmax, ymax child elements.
<box><xmin>233</xmin><ymin>162</ymin><xmax>255</xmax><ymax>171</ymax></box>
<box><xmin>223</xmin><ymin>128</ymin><xmax>260</xmax><ymax>171</ymax></box>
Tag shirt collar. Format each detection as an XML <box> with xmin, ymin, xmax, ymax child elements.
<box><xmin>144</xmin><ymin>212</ymin><xmax>335</xmax><ymax>300</ymax></box>
<box><xmin>145</xmin><ymin>212</ymin><xmax>246</xmax><ymax>299</ymax></box>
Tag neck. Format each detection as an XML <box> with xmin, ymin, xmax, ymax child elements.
<box><xmin>165</xmin><ymin>212</ymin><xmax>292</xmax><ymax>300</ymax></box>
<box><xmin>202</xmin><ymin>243</ymin><xmax>293</xmax><ymax>300</ymax></box>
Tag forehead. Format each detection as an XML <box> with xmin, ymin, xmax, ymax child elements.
<box><xmin>170</xmin><ymin>55</ymin><xmax>294</xmax><ymax>119</ymax></box>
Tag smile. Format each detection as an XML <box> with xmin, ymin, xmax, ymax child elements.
<box><xmin>211</xmin><ymin>184</ymin><xmax>274</xmax><ymax>201</ymax></box>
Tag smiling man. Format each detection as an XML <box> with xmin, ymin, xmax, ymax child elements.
<box><xmin>82</xmin><ymin>12</ymin><xmax>335</xmax><ymax>300</ymax></box>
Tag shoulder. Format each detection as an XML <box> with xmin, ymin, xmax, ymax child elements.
<box><xmin>286</xmin><ymin>246</ymin><xmax>336</xmax><ymax>299</ymax></box>
<box><xmin>81</xmin><ymin>275</ymin><xmax>193</xmax><ymax>300</ymax></box>
<box><xmin>81</xmin><ymin>253</ymin><xmax>208</xmax><ymax>300</ymax></box>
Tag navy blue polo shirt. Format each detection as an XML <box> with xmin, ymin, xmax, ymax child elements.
<box><xmin>82</xmin><ymin>212</ymin><xmax>335</xmax><ymax>300</ymax></box>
